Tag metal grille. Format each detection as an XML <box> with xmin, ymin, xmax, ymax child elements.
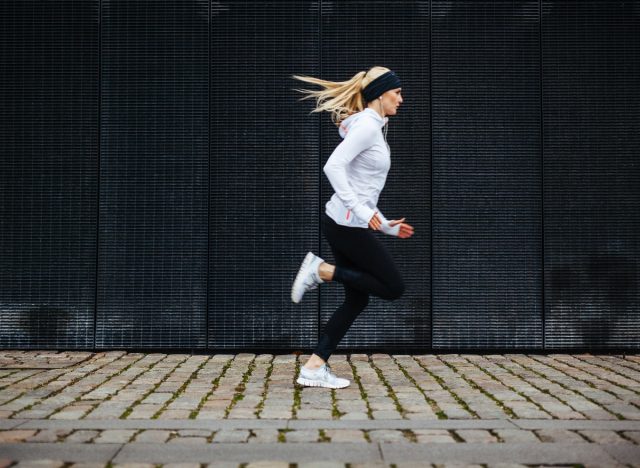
<box><xmin>431</xmin><ymin>1</ymin><xmax>543</xmax><ymax>349</ymax></box>
<box><xmin>542</xmin><ymin>1</ymin><xmax>640</xmax><ymax>350</ymax></box>
<box><xmin>0</xmin><ymin>1</ymin><xmax>638</xmax><ymax>351</ymax></box>
<box><xmin>0</xmin><ymin>0</ymin><xmax>98</xmax><ymax>349</ymax></box>
<box><xmin>96</xmin><ymin>0</ymin><xmax>209</xmax><ymax>348</ymax></box>
<box><xmin>208</xmin><ymin>1</ymin><xmax>320</xmax><ymax>349</ymax></box>
<box><xmin>320</xmin><ymin>1</ymin><xmax>432</xmax><ymax>350</ymax></box>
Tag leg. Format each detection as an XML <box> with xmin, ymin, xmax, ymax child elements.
<box><xmin>304</xmin><ymin>215</ymin><xmax>405</xmax><ymax>369</ymax></box>
<box><xmin>311</xmin><ymin>248</ymin><xmax>369</xmax><ymax>364</ymax></box>
<box><xmin>321</xmin><ymin>213</ymin><xmax>405</xmax><ymax>301</ymax></box>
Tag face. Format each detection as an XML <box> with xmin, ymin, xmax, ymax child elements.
<box><xmin>380</xmin><ymin>87</ymin><xmax>403</xmax><ymax>116</ymax></box>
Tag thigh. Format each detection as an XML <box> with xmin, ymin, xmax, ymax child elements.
<box><xmin>322</xmin><ymin>215</ymin><xmax>402</xmax><ymax>284</ymax></box>
<box><xmin>327</xmin><ymin>235</ymin><xmax>369</xmax><ymax>307</ymax></box>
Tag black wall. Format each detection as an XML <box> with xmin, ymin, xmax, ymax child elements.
<box><xmin>1</xmin><ymin>1</ymin><xmax>638</xmax><ymax>351</ymax></box>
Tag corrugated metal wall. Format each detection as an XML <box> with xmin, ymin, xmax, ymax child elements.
<box><xmin>1</xmin><ymin>1</ymin><xmax>638</xmax><ymax>351</ymax></box>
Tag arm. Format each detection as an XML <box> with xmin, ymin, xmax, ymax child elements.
<box><xmin>323</xmin><ymin>123</ymin><xmax>377</xmax><ymax>224</ymax></box>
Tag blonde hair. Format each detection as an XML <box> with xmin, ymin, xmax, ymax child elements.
<box><xmin>291</xmin><ymin>66</ymin><xmax>391</xmax><ymax>125</ymax></box>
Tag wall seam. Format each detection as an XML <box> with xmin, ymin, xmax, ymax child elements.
<box><xmin>429</xmin><ymin>0</ymin><xmax>434</xmax><ymax>350</ymax></box>
<box><xmin>93</xmin><ymin>0</ymin><xmax>102</xmax><ymax>350</ymax></box>
<box><xmin>206</xmin><ymin>0</ymin><xmax>211</xmax><ymax>351</ymax></box>
<box><xmin>317</xmin><ymin>0</ymin><xmax>323</xmax><ymax>347</ymax></box>
<box><xmin>539</xmin><ymin>0</ymin><xmax>545</xmax><ymax>350</ymax></box>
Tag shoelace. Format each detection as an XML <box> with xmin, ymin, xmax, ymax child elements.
<box><xmin>322</xmin><ymin>364</ymin><xmax>335</xmax><ymax>378</ymax></box>
<box><xmin>304</xmin><ymin>268</ymin><xmax>321</xmax><ymax>290</ymax></box>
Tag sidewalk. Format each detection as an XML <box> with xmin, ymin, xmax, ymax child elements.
<box><xmin>0</xmin><ymin>351</ymin><xmax>639</xmax><ymax>467</ymax></box>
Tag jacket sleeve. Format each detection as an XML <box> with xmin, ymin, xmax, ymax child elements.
<box><xmin>323</xmin><ymin>123</ymin><xmax>377</xmax><ymax>224</ymax></box>
<box><xmin>375</xmin><ymin>207</ymin><xmax>400</xmax><ymax>237</ymax></box>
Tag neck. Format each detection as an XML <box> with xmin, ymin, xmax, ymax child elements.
<box><xmin>367</xmin><ymin>102</ymin><xmax>385</xmax><ymax>119</ymax></box>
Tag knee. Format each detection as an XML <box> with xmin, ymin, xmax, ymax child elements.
<box><xmin>345</xmin><ymin>292</ymin><xmax>369</xmax><ymax>311</ymax></box>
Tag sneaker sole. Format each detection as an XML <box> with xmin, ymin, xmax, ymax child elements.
<box><xmin>296</xmin><ymin>376</ymin><xmax>350</xmax><ymax>389</ymax></box>
<box><xmin>291</xmin><ymin>251</ymin><xmax>316</xmax><ymax>303</ymax></box>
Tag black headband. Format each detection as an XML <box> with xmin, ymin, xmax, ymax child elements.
<box><xmin>361</xmin><ymin>70</ymin><xmax>401</xmax><ymax>102</ymax></box>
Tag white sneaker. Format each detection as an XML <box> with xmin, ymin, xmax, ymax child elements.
<box><xmin>296</xmin><ymin>363</ymin><xmax>350</xmax><ymax>389</ymax></box>
<box><xmin>291</xmin><ymin>251</ymin><xmax>324</xmax><ymax>303</ymax></box>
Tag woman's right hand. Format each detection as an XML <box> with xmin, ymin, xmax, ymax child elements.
<box><xmin>368</xmin><ymin>212</ymin><xmax>383</xmax><ymax>231</ymax></box>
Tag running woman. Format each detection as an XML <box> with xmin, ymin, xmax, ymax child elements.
<box><xmin>290</xmin><ymin>66</ymin><xmax>415</xmax><ymax>389</ymax></box>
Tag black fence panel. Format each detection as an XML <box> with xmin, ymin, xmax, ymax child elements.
<box><xmin>319</xmin><ymin>1</ymin><xmax>432</xmax><ymax>350</ymax></box>
<box><xmin>0</xmin><ymin>0</ymin><xmax>99</xmax><ymax>348</ymax></box>
<box><xmin>431</xmin><ymin>1</ymin><xmax>543</xmax><ymax>349</ymax></box>
<box><xmin>542</xmin><ymin>1</ymin><xmax>640</xmax><ymax>350</ymax></box>
<box><xmin>96</xmin><ymin>0</ymin><xmax>209</xmax><ymax>348</ymax></box>
<box><xmin>208</xmin><ymin>1</ymin><xmax>320</xmax><ymax>349</ymax></box>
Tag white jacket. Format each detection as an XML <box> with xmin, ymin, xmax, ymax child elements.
<box><xmin>323</xmin><ymin>107</ymin><xmax>399</xmax><ymax>236</ymax></box>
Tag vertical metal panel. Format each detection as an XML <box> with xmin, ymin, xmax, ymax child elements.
<box><xmin>208</xmin><ymin>1</ymin><xmax>320</xmax><ymax>349</ymax></box>
<box><xmin>431</xmin><ymin>1</ymin><xmax>542</xmax><ymax>349</ymax></box>
<box><xmin>320</xmin><ymin>1</ymin><xmax>431</xmax><ymax>350</ymax></box>
<box><xmin>96</xmin><ymin>0</ymin><xmax>209</xmax><ymax>348</ymax></box>
<box><xmin>0</xmin><ymin>1</ymin><xmax>98</xmax><ymax>348</ymax></box>
<box><xmin>542</xmin><ymin>1</ymin><xmax>640</xmax><ymax>349</ymax></box>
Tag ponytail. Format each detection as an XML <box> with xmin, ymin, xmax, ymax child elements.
<box><xmin>291</xmin><ymin>66</ymin><xmax>390</xmax><ymax>125</ymax></box>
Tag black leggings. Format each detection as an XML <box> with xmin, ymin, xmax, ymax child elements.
<box><xmin>312</xmin><ymin>212</ymin><xmax>405</xmax><ymax>361</ymax></box>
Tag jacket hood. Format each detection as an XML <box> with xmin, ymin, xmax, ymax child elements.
<box><xmin>338</xmin><ymin>107</ymin><xmax>389</xmax><ymax>139</ymax></box>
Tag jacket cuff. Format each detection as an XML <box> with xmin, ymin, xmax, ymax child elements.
<box><xmin>380</xmin><ymin>220</ymin><xmax>400</xmax><ymax>236</ymax></box>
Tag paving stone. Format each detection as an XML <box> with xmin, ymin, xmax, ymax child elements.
<box><xmin>248</xmin><ymin>429</ymin><xmax>280</xmax><ymax>444</ymax></box>
<box><xmin>93</xmin><ymin>429</ymin><xmax>137</xmax><ymax>443</ymax></box>
<box><xmin>324</xmin><ymin>429</ymin><xmax>367</xmax><ymax>443</ymax></box>
<box><xmin>49</xmin><ymin>406</ymin><xmax>94</xmax><ymax>420</ymax></box>
<box><xmin>126</xmin><ymin>405</ymin><xmax>163</xmax><ymax>419</ymax></box>
<box><xmin>25</xmin><ymin>429</ymin><xmax>72</xmax><ymax>443</ymax></box>
<box><xmin>485</xmin><ymin>464</ymin><xmax>529</xmax><ymax>468</ymax></box>
<box><xmin>163</xmin><ymin>464</ymin><xmax>202</xmax><ymax>468</ymax></box>
<box><xmin>339</xmin><ymin>412</ymin><xmax>369</xmax><ymax>420</ymax></box>
<box><xmin>112</xmin><ymin>464</ymin><xmax>156</xmax><ymax>468</ymax></box>
<box><xmin>579</xmin><ymin>429</ymin><xmax>633</xmax><ymax>444</ymax></box>
<box><xmin>535</xmin><ymin>428</ymin><xmax>587</xmax><ymax>443</ymax></box>
<box><xmin>64</xmin><ymin>430</ymin><xmax>100</xmax><ymax>443</ymax></box>
<box><xmin>13</xmin><ymin>461</ymin><xmax>65</xmax><ymax>468</ymax></box>
<box><xmin>245</xmin><ymin>463</ymin><xmax>289</xmax><ymax>468</ymax></box>
<box><xmin>295</xmin><ymin>409</ymin><xmax>333</xmax><ymax>419</ymax></box>
<box><xmin>168</xmin><ymin>436</ymin><xmax>208</xmax><ymax>444</ymax></box>
<box><xmin>133</xmin><ymin>430</ymin><xmax>172</xmax><ymax>443</ymax></box>
<box><xmin>455</xmin><ymin>429</ymin><xmax>499</xmax><ymax>443</ymax></box>
<box><xmin>283</xmin><ymin>429</ymin><xmax>318</xmax><ymax>443</ymax></box>
<box><xmin>178</xmin><ymin>429</ymin><xmax>211</xmax><ymax>437</ymax></box>
<box><xmin>0</xmin><ymin>430</ymin><xmax>38</xmax><ymax>443</ymax></box>
<box><xmin>244</xmin><ymin>463</ymin><xmax>289</xmax><ymax>468</ymax></box>
<box><xmin>297</xmin><ymin>463</ymin><xmax>345</xmax><ymax>468</ymax></box>
<box><xmin>140</xmin><ymin>393</ymin><xmax>173</xmax><ymax>404</ymax></box>
<box><xmin>212</xmin><ymin>429</ymin><xmax>250</xmax><ymax>443</ymax></box>
<box><xmin>493</xmin><ymin>429</ymin><xmax>539</xmax><ymax>443</ymax></box>
<box><xmin>371</xmin><ymin>410</ymin><xmax>402</xmax><ymax>420</ymax></box>
<box><xmin>413</xmin><ymin>429</ymin><xmax>456</xmax><ymax>443</ymax></box>
<box><xmin>392</xmin><ymin>463</ymin><xmax>435</xmax><ymax>468</ymax></box>
<box><xmin>67</xmin><ymin>463</ymin><xmax>107</xmax><ymax>468</ymax></box>
<box><xmin>623</xmin><ymin>431</ymin><xmax>640</xmax><ymax>444</ymax></box>
<box><xmin>349</xmin><ymin>464</ymin><xmax>387</xmax><ymax>468</ymax></box>
<box><xmin>366</xmin><ymin>429</ymin><xmax>405</xmax><ymax>443</ymax></box>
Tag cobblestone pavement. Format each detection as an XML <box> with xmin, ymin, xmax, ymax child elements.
<box><xmin>0</xmin><ymin>351</ymin><xmax>639</xmax><ymax>467</ymax></box>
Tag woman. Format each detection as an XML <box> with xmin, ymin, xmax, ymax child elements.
<box><xmin>290</xmin><ymin>66</ymin><xmax>414</xmax><ymax>389</ymax></box>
